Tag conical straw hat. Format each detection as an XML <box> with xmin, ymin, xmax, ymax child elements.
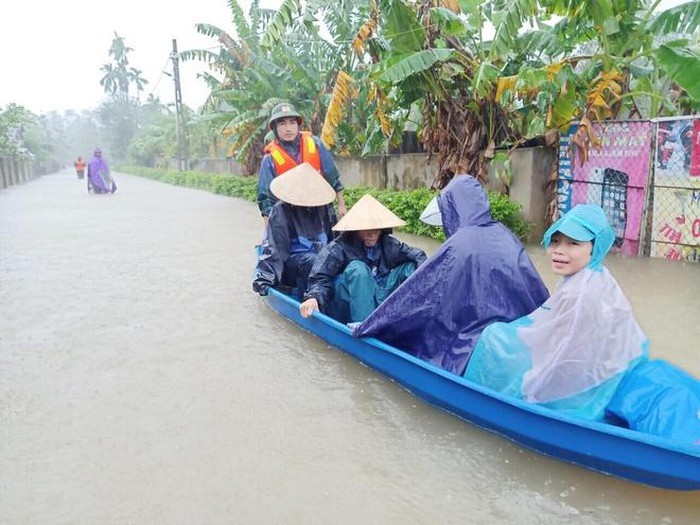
<box><xmin>333</xmin><ymin>194</ymin><xmax>406</xmax><ymax>231</ymax></box>
<box><xmin>270</xmin><ymin>162</ymin><xmax>336</xmax><ymax>206</ymax></box>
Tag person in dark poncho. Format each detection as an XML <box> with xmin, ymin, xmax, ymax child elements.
<box><xmin>252</xmin><ymin>163</ymin><xmax>337</xmax><ymax>299</ymax></box>
<box><xmin>300</xmin><ymin>194</ymin><xmax>427</xmax><ymax>324</ymax></box>
<box><xmin>352</xmin><ymin>175</ymin><xmax>550</xmax><ymax>376</ymax></box>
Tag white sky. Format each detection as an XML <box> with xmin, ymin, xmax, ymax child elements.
<box><xmin>0</xmin><ymin>0</ymin><xmax>687</xmax><ymax>116</ymax></box>
<box><xmin>0</xmin><ymin>0</ymin><xmax>281</xmax><ymax>115</ymax></box>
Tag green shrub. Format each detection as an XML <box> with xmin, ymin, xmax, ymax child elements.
<box><xmin>118</xmin><ymin>166</ymin><xmax>531</xmax><ymax>242</ymax></box>
<box><xmin>118</xmin><ymin>165</ymin><xmax>258</xmax><ymax>202</ymax></box>
<box><xmin>344</xmin><ymin>186</ymin><xmax>531</xmax><ymax>242</ymax></box>
<box><xmin>488</xmin><ymin>191</ymin><xmax>532</xmax><ymax>241</ymax></box>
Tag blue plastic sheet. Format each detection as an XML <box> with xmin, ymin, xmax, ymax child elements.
<box><xmin>352</xmin><ymin>175</ymin><xmax>550</xmax><ymax>375</ymax></box>
<box><xmin>607</xmin><ymin>360</ymin><xmax>700</xmax><ymax>446</ymax></box>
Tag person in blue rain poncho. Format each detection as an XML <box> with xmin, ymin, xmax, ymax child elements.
<box><xmin>299</xmin><ymin>194</ymin><xmax>427</xmax><ymax>324</ymax></box>
<box><xmin>352</xmin><ymin>175</ymin><xmax>550</xmax><ymax>376</ymax></box>
<box><xmin>464</xmin><ymin>204</ymin><xmax>650</xmax><ymax>421</ymax></box>
<box><xmin>253</xmin><ymin>163</ymin><xmax>337</xmax><ymax>299</ymax></box>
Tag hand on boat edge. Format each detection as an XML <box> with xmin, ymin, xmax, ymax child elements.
<box><xmin>300</xmin><ymin>297</ymin><xmax>319</xmax><ymax>318</ymax></box>
<box><xmin>252</xmin><ymin>280</ymin><xmax>270</xmax><ymax>296</ymax></box>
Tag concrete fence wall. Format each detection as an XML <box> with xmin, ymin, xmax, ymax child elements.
<box><xmin>176</xmin><ymin>146</ymin><xmax>557</xmax><ymax>243</ymax></box>
<box><xmin>0</xmin><ymin>158</ymin><xmax>41</xmax><ymax>190</ymax></box>
<box><xmin>335</xmin><ymin>147</ymin><xmax>556</xmax><ymax>243</ymax></box>
<box><xmin>166</xmin><ymin>157</ymin><xmax>244</xmax><ymax>176</ymax></box>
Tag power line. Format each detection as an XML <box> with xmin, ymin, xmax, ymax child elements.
<box><xmin>143</xmin><ymin>57</ymin><xmax>174</xmax><ymax>102</ymax></box>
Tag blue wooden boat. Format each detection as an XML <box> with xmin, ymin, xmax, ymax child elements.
<box><xmin>264</xmin><ymin>287</ymin><xmax>700</xmax><ymax>491</ymax></box>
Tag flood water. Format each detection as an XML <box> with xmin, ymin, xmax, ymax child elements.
<box><xmin>1</xmin><ymin>171</ymin><xmax>698</xmax><ymax>524</ymax></box>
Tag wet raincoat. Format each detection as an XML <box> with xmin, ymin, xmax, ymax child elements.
<box><xmin>465</xmin><ymin>204</ymin><xmax>649</xmax><ymax>420</ymax></box>
<box><xmin>304</xmin><ymin>232</ymin><xmax>427</xmax><ymax>323</ymax></box>
<box><xmin>257</xmin><ymin>135</ymin><xmax>343</xmax><ymax>217</ymax></box>
<box><xmin>353</xmin><ymin>175</ymin><xmax>550</xmax><ymax>375</ymax></box>
<box><xmin>253</xmin><ymin>201</ymin><xmax>336</xmax><ymax>298</ymax></box>
<box><xmin>87</xmin><ymin>150</ymin><xmax>116</xmax><ymax>194</ymax></box>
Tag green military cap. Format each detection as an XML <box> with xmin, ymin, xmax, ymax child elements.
<box><xmin>269</xmin><ymin>103</ymin><xmax>302</xmax><ymax>129</ymax></box>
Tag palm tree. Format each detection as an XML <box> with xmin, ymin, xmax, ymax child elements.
<box><xmin>128</xmin><ymin>67</ymin><xmax>148</xmax><ymax>103</ymax></box>
<box><xmin>97</xmin><ymin>33</ymin><xmax>151</xmax><ymax>160</ymax></box>
<box><xmin>99</xmin><ymin>32</ymin><xmax>149</xmax><ymax>102</ymax></box>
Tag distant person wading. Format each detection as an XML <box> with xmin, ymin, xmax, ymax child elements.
<box><xmin>74</xmin><ymin>157</ymin><xmax>86</xmax><ymax>179</ymax></box>
<box><xmin>86</xmin><ymin>148</ymin><xmax>117</xmax><ymax>194</ymax></box>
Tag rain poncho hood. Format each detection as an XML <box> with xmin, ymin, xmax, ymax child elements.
<box><xmin>353</xmin><ymin>175</ymin><xmax>550</xmax><ymax>375</ymax></box>
<box><xmin>465</xmin><ymin>204</ymin><xmax>649</xmax><ymax>420</ymax></box>
<box><xmin>542</xmin><ymin>204</ymin><xmax>614</xmax><ymax>271</ymax></box>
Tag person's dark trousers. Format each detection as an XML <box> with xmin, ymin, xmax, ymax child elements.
<box><xmin>283</xmin><ymin>252</ymin><xmax>317</xmax><ymax>299</ymax></box>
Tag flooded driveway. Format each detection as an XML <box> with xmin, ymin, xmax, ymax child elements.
<box><xmin>1</xmin><ymin>171</ymin><xmax>698</xmax><ymax>524</ymax></box>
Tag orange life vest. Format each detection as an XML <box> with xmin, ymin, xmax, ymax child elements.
<box><xmin>266</xmin><ymin>131</ymin><xmax>321</xmax><ymax>175</ymax></box>
<box><xmin>75</xmin><ymin>160</ymin><xmax>86</xmax><ymax>171</ymax></box>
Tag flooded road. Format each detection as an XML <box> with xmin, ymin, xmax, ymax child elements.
<box><xmin>1</xmin><ymin>171</ymin><xmax>698</xmax><ymax>524</ymax></box>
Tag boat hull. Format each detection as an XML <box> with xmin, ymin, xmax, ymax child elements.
<box><xmin>265</xmin><ymin>289</ymin><xmax>700</xmax><ymax>491</ymax></box>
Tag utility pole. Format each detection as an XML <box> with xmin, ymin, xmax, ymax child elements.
<box><xmin>171</xmin><ymin>39</ymin><xmax>188</xmax><ymax>171</ymax></box>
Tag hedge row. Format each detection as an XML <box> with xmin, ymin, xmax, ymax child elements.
<box><xmin>119</xmin><ymin>166</ymin><xmax>531</xmax><ymax>242</ymax></box>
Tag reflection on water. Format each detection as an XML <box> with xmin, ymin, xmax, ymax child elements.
<box><xmin>1</xmin><ymin>173</ymin><xmax>698</xmax><ymax>524</ymax></box>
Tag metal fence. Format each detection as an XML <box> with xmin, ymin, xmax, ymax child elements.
<box><xmin>557</xmin><ymin>120</ymin><xmax>654</xmax><ymax>257</ymax></box>
<box><xmin>558</xmin><ymin>118</ymin><xmax>700</xmax><ymax>264</ymax></box>
<box><xmin>644</xmin><ymin>116</ymin><xmax>700</xmax><ymax>263</ymax></box>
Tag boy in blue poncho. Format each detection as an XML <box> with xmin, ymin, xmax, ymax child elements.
<box><xmin>464</xmin><ymin>204</ymin><xmax>650</xmax><ymax>420</ymax></box>
<box><xmin>465</xmin><ymin>204</ymin><xmax>700</xmax><ymax>446</ymax></box>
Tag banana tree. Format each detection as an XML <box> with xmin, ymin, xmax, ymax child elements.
<box><xmin>489</xmin><ymin>0</ymin><xmax>700</xmax><ymax>218</ymax></box>
<box><xmin>363</xmin><ymin>0</ymin><xmax>700</xmax><ymax>187</ymax></box>
<box><xmin>191</xmin><ymin>0</ymin><xmax>700</xmax><ymax>186</ymax></box>
<box><xmin>182</xmin><ymin>0</ymin><xmax>376</xmax><ymax>173</ymax></box>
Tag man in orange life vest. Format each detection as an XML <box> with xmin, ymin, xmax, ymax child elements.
<box><xmin>257</xmin><ymin>103</ymin><xmax>346</xmax><ymax>225</ymax></box>
<box><xmin>74</xmin><ymin>156</ymin><xmax>86</xmax><ymax>179</ymax></box>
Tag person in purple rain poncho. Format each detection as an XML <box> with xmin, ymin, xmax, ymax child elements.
<box><xmin>353</xmin><ymin>175</ymin><xmax>550</xmax><ymax>376</ymax></box>
<box><xmin>87</xmin><ymin>147</ymin><xmax>117</xmax><ymax>194</ymax></box>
